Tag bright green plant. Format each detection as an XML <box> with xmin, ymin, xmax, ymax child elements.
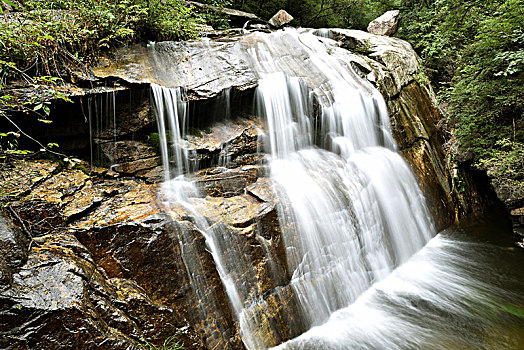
<box><xmin>478</xmin><ymin>139</ymin><xmax>524</xmax><ymax>183</ymax></box>
<box><xmin>142</xmin><ymin>335</ymin><xmax>184</xmax><ymax>350</ymax></box>
<box><xmin>195</xmin><ymin>0</ymin><xmax>232</xmax><ymax>29</ymax></box>
<box><xmin>139</xmin><ymin>0</ymin><xmax>201</xmax><ymax>41</ymax></box>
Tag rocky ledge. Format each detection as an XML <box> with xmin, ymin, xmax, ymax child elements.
<box><xmin>0</xmin><ymin>149</ymin><xmax>281</xmax><ymax>349</ymax></box>
<box><xmin>93</xmin><ymin>27</ymin><xmax>491</xmax><ymax>229</ymax></box>
<box><xmin>0</xmin><ymin>28</ymin><xmax>502</xmax><ymax>350</ymax></box>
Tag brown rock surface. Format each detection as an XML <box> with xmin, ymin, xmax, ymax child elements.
<box><xmin>0</xmin><ymin>160</ymin><xmax>208</xmax><ymax>349</ymax></box>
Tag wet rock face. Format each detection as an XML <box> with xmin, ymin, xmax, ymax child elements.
<box><xmin>0</xmin><ymin>160</ymin><xmax>207</xmax><ymax>349</ymax></box>
<box><xmin>98</xmin><ymin>140</ymin><xmax>161</xmax><ymax>181</ymax></box>
<box><xmin>0</xmin><ymin>211</ymin><xmax>28</xmax><ymax>287</ymax></box>
<box><xmin>186</xmin><ymin>117</ymin><xmax>263</xmax><ymax>170</ymax></box>
<box><xmin>0</xmin><ymin>152</ymin><xmax>281</xmax><ymax>349</ymax></box>
<box><xmin>92</xmin><ymin>40</ymin><xmax>259</xmax><ymax>100</ymax></box>
<box><xmin>194</xmin><ymin>165</ymin><xmax>265</xmax><ymax>198</ymax></box>
<box><xmin>0</xmin><ymin>232</ymin><xmax>143</xmax><ymax>349</ymax></box>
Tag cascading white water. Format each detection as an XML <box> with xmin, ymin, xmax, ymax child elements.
<box><xmin>152</xmin><ymin>29</ymin><xmax>435</xmax><ymax>350</ymax></box>
<box><xmin>249</xmin><ymin>30</ymin><xmax>434</xmax><ymax>333</ymax></box>
<box><xmin>151</xmin><ymin>84</ymin><xmax>189</xmax><ymax>181</ymax></box>
<box><xmin>273</xmin><ymin>224</ymin><xmax>524</xmax><ymax>350</ymax></box>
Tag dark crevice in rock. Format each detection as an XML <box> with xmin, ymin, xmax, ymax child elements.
<box><xmin>398</xmin><ymin>136</ymin><xmax>431</xmax><ymax>152</ymax></box>
<box><xmin>385</xmin><ymin>78</ymin><xmax>417</xmax><ymax>101</ymax></box>
<box><xmin>246</xmin><ymin>191</ymin><xmax>265</xmax><ymax>203</ymax></box>
<box><xmin>60</xmin><ymin>177</ymin><xmax>90</xmax><ymax>204</ymax></box>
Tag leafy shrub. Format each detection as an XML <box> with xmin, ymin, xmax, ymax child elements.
<box><xmin>195</xmin><ymin>0</ymin><xmax>232</xmax><ymax>29</ymax></box>
<box><xmin>0</xmin><ymin>0</ymin><xmax>201</xmax><ymax>77</ymax></box>
<box><xmin>397</xmin><ymin>0</ymin><xmax>523</xmax><ymax>173</ymax></box>
<box><xmin>478</xmin><ymin>139</ymin><xmax>524</xmax><ymax>183</ymax></box>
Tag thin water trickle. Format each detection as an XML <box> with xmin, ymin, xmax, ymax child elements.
<box><xmin>151</xmin><ymin>83</ymin><xmax>258</xmax><ymax>347</ymax></box>
<box><xmin>86</xmin><ymin>90</ymin><xmax>120</xmax><ymax>171</ymax></box>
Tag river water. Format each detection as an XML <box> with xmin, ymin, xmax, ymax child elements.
<box><xmin>275</xmin><ymin>208</ymin><xmax>524</xmax><ymax>350</ymax></box>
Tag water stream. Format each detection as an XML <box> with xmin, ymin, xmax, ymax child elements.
<box><xmin>149</xmin><ymin>29</ymin><xmax>522</xmax><ymax>350</ymax></box>
<box><xmin>274</xmin><ymin>209</ymin><xmax>524</xmax><ymax>350</ymax></box>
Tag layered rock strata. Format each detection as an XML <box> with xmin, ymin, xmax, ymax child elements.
<box><xmin>0</xmin><ymin>29</ymin><xmax>494</xmax><ymax>349</ymax></box>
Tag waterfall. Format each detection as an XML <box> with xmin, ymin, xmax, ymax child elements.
<box><xmin>152</xmin><ymin>29</ymin><xmax>435</xmax><ymax>350</ymax></box>
<box><xmin>249</xmin><ymin>30</ymin><xmax>434</xmax><ymax>333</ymax></box>
<box><xmin>87</xmin><ymin>90</ymin><xmax>118</xmax><ymax>170</ymax></box>
<box><xmin>151</xmin><ymin>83</ymin><xmax>258</xmax><ymax>348</ymax></box>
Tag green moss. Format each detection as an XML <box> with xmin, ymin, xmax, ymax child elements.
<box><xmin>501</xmin><ymin>304</ymin><xmax>524</xmax><ymax>318</ymax></box>
<box><xmin>353</xmin><ymin>42</ymin><xmax>373</xmax><ymax>55</ymax></box>
<box><xmin>186</xmin><ymin>126</ymin><xmax>202</xmax><ymax>137</ymax></box>
<box><xmin>72</xmin><ymin>164</ymin><xmax>89</xmax><ymax>175</ymax></box>
<box><xmin>147</xmin><ymin>130</ymin><xmax>174</xmax><ymax>154</ymax></box>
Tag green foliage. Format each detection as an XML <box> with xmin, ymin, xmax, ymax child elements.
<box><xmin>0</xmin><ymin>62</ymin><xmax>72</xmax><ymax>157</ymax></box>
<box><xmin>139</xmin><ymin>0</ymin><xmax>202</xmax><ymax>41</ymax></box>
<box><xmin>196</xmin><ymin>0</ymin><xmax>232</xmax><ymax>29</ymax></box>
<box><xmin>231</xmin><ymin>0</ymin><xmax>399</xmax><ymax>29</ymax></box>
<box><xmin>0</xmin><ymin>0</ymin><xmax>201</xmax><ymax>77</ymax></box>
<box><xmin>478</xmin><ymin>139</ymin><xmax>524</xmax><ymax>186</ymax></box>
<box><xmin>0</xmin><ymin>0</ymin><xmax>204</xmax><ymax>158</ymax></box>
<box><xmin>396</xmin><ymin>0</ymin><xmax>523</xmax><ymax>178</ymax></box>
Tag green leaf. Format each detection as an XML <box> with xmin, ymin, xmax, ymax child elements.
<box><xmin>0</xmin><ymin>0</ymin><xmax>17</xmax><ymax>14</ymax></box>
<box><xmin>10</xmin><ymin>150</ymin><xmax>32</xmax><ymax>155</ymax></box>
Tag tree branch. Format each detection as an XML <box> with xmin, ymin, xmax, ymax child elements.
<box><xmin>2</xmin><ymin>112</ymin><xmax>67</xmax><ymax>158</ymax></box>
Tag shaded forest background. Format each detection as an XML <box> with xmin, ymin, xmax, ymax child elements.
<box><xmin>1</xmin><ymin>0</ymin><xmax>522</xmax><ymax>195</ymax></box>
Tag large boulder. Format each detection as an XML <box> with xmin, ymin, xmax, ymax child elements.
<box><xmin>367</xmin><ymin>10</ymin><xmax>400</xmax><ymax>36</ymax></box>
<box><xmin>268</xmin><ymin>10</ymin><xmax>294</xmax><ymax>28</ymax></box>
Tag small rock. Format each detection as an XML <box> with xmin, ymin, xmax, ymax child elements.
<box><xmin>268</xmin><ymin>10</ymin><xmax>294</xmax><ymax>28</ymax></box>
<box><xmin>244</xmin><ymin>20</ymin><xmax>271</xmax><ymax>32</ymax></box>
<box><xmin>367</xmin><ymin>10</ymin><xmax>400</xmax><ymax>36</ymax></box>
<box><xmin>193</xmin><ymin>166</ymin><xmax>264</xmax><ymax>198</ymax></box>
<box><xmin>99</xmin><ymin>140</ymin><xmax>160</xmax><ymax>176</ymax></box>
